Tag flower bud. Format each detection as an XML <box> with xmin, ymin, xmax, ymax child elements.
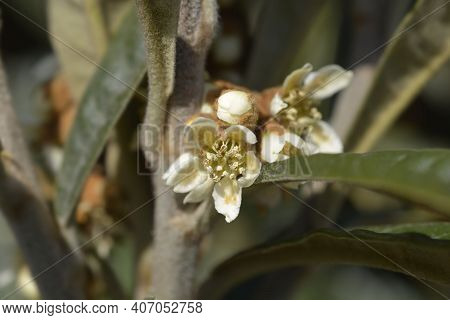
<box><xmin>216</xmin><ymin>90</ymin><xmax>258</xmax><ymax>128</ymax></box>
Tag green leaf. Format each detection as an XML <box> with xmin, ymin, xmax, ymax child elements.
<box><xmin>48</xmin><ymin>0</ymin><xmax>123</xmax><ymax>100</ymax></box>
<box><xmin>55</xmin><ymin>8</ymin><xmax>146</xmax><ymax>222</ymax></box>
<box><xmin>199</xmin><ymin>228</ymin><xmax>450</xmax><ymax>299</ymax></box>
<box><xmin>346</xmin><ymin>0</ymin><xmax>450</xmax><ymax>152</ymax></box>
<box><xmin>367</xmin><ymin>222</ymin><xmax>450</xmax><ymax>240</ymax></box>
<box><xmin>257</xmin><ymin>149</ymin><xmax>450</xmax><ymax>216</ymax></box>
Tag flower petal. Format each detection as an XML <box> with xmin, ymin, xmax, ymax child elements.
<box><xmin>270</xmin><ymin>93</ymin><xmax>288</xmax><ymax>116</ymax></box>
<box><xmin>282</xmin><ymin>131</ymin><xmax>304</xmax><ymax>150</ymax></box>
<box><xmin>260</xmin><ymin>131</ymin><xmax>285</xmax><ymax>163</ymax></box>
<box><xmin>173</xmin><ymin>169</ymin><xmax>208</xmax><ymax>193</ymax></box>
<box><xmin>165</xmin><ymin>162</ymin><xmax>199</xmax><ymax>186</ymax></box>
<box><xmin>188</xmin><ymin>116</ymin><xmax>217</xmax><ymax>127</ymax></box>
<box><xmin>163</xmin><ymin>153</ymin><xmax>195</xmax><ymax>183</ymax></box>
<box><xmin>309</xmin><ymin>121</ymin><xmax>343</xmax><ymax>154</ymax></box>
<box><xmin>282</xmin><ymin>63</ymin><xmax>313</xmax><ymax>94</ymax></box>
<box><xmin>238</xmin><ymin>151</ymin><xmax>261</xmax><ymax>188</ymax></box>
<box><xmin>183</xmin><ymin>178</ymin><xmax>215</xmax><ymax>204</ymax></box>
<box><xmin>279</xmin><ymin>131</ymin><xmax>306</xmax><ymax>159</ymax></box>
<box><xmin>184</xmin><ymin>117</ymin><xmax>218</xmax><ymax>149</ymax></box>
<box><xmin>212</xmin><ymin>177</ymin><xmax>242</xmax><ymax>223</ymax></box>
<box><xmin>217</xmin><ymin>108</ymin><xmax>239</xmax><ymax>125</ymax></box>
<box><xmin>260</xmin><ymin>131</ymin><xmax>305</xmax><ymax>163</ymax></box>
<box><xmin>224</xmin><ymin>125</ymin><xmax>257</xmax><ymax>145</ymax></box>
<box><xmin>218</xmin><ymin>91</ymin><xmax>251</xmax><ymax>115</ymax></box>
<box><xmin>217</xmin><ymin>91</ymin><xmax>251</xmax><ymax>124</ymax></box>
<box><xmin>303</xmin><ymin>65</ymin><xmax>353</xmax><ymax>100</ymax></box>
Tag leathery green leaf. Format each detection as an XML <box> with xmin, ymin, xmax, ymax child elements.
<box><xmin>55</xmin><ymin>8</ymin><xmax>146</xmax><ymax>222</ymax></box>
<box><xmin>256</xmin><ymin>150</ymin><xmax>450</xmax><ymax>216</ymax></box>
<box><xmin>367</xmin><ymin>222</ymin><xmax>450</xmax><ymax>240</ymax></box>
<box><xmin>199</xmin><ymin>229</ymin><xmax>450</xmax><ymax>298</ymax></box>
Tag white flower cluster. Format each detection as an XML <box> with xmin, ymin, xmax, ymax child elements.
<box><xmin>164</xmin><ymin>64</ymin><xmax>352</xmax><ymax>223</ymax></box>
<box><xmin>164</xmin><ymin>90</ymin><xmax>260</xmax><ymax>223</ymax></box>
<box><xmin>261</xmin><ymin>64</ymin><xmax>353</xmax><ymax>163</ymax></box>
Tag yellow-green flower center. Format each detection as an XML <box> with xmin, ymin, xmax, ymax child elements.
<box><xmin>200</xmin><ymin>138</ymin><xmax>246</xmax><ymax>182</ymax></box>
<box><xmin>277</xmin><ymin>90</ymin><xmax>322</xmax><ymax>136</ymax></box>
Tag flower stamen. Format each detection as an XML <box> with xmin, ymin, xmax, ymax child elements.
<box><xmin>200</xmin><ymin>137</ymin><xmax>247</xmax><ymax>183</ymax></box>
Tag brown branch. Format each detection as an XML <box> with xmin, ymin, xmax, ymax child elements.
<box><xmin>0</xmin><ymin>162</ymin><xmax>86</xmax><ymax>299</ymax></box>
<box><xmin>0</xmin><ymin>58</ymin><xmax>40</xmax><ymax>198</ymax></box>
<box><xmin>136</xmin><ymin>0</ymin><xmax>217</xmax><ymax>299</ymax></box>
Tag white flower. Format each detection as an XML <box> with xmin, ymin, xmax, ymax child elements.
<box><xmin>270</xmin><ymin>93</ymin><xmax>289</xmax><ymax>116</ymax></box>
<box><xmin>260</xmin><ymin>120</ymin><xmax>342</xmax><ymax>191</ymax></box>
<box><xmin>270</xmin><ymin>63</ymin><xmax>353</xmax><ymax>116</ymax></box>
<box><xmin>163</xmin><ymin>117</ymin><xmax>261</xmax><ymax>223</ymax></box>
<box><xmin>263</xmin><ymin>64</ymin><xmax>347</xmax><ymax>162</ymax></box>
<box><xmin>306</xmin><ymin>120</ymin><xmax>343</xmax><ymax>154</ymax></box>
<box><xmin>260</xmin><ymin>120</ymin><xmax>342</xmax><ymax>163</ymax></box>
<box><xmin>217</xmin><ymin>90</ymin><xmax>252</xmax><ymax>124</ymax></box>
<box><xmin>260</xmin><ymin>129</ymin><xmax>304</xmax><ymax>163</ymax></box>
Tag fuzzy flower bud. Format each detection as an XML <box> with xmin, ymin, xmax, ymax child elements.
<box><xmin>216</xmin><ymin>90</ymin><xmax>258</xmax><ymax>128</ymax></box>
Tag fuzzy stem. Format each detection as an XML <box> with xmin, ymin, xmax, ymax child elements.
<box><xmin>136</xmin><ymin>0</ymin><xmax>217</xmax><ymax>299</ymax></box>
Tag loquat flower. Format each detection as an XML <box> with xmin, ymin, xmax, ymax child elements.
<box><xmin>270</xmin><ymin>64</ymin><xmax>353</xmax><ymax>135</ymax></box>
<box><xmin>163</xmin><ymin>117</ymin><xmax>261</xmax><ymax>223</ymax></box>
<box><xmin>260</xmin><ymin>119</ymin><xmax>343</xmax><ymax>165</ymax></box>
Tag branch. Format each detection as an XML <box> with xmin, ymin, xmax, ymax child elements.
<box><xmin>136</xmin><ymin>0</ymin><xmax>217</xmax><ymax>299</ymax></box>
<box><xmin>0</xmin><ymin>49</ymin><xmax>86</xmax><ymax>299</ymax></box>
<box><xmin>0</xmin><ymin>56</ymin><xmax>40</xmax><ymax>198</ymax></box>
<box><xmin>135</xmin><ymin>0</ymin><xmax>180</xmax><ymax>167</ymax></box>
<box><xmin>0</xmin><ymin>161</ymin><xmax>86</xmax><ymax>299</ymax></box>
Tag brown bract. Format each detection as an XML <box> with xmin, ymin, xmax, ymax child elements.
<box><xmin>46</xmin><ymin>74</ymin><xmax>77</xmax><ymax>144</ymax></box>
<box><xmin>75</xmin><ymin>168</ymin><xmax>106</xmax><ymax>226</ymax></box>
<box><xmin>263</xmin><ymin>118</ymin><xmax>285</xmax><ymax>136</ymax></box>
<box><xmin>258</xmin><ymin>87</ymin><xmax>280</xmax><ymax>120</ymax></box>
